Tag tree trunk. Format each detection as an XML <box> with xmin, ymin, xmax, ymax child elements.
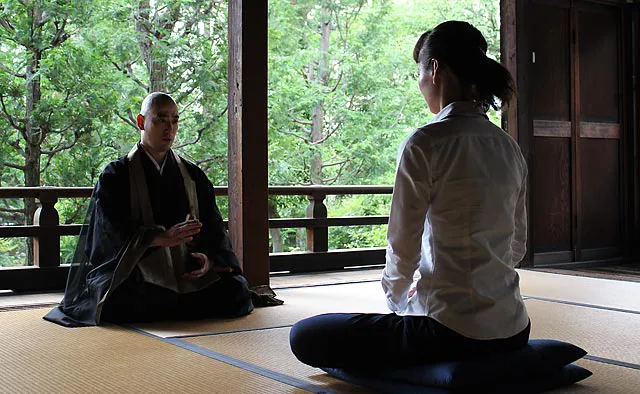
<box><xmin>309</xmin><ymin>7</ymin><xmax>331</xmax><ymax>185</ymax></box>
<box><xmin>267</xmin><ymin>198</ymin><xmax>284</xmax><ymax>253</ymax></box>
<box><xmin>310</xmin><ymin>104</ymin><xmax>323</xmax><ymax>184</ymax></box>
<box><xmin>149</xmin><ymin>57</ymin><xmax>168</xmax><ymax>93</ymax></box>
<box><xmin>22</xmin><ymin>2</ymin><xmax>44</xmax><ymax>265</ymax></box>
<box><xmin>135</xmin><ymin>0</ymin><xmax>151</xmax><ymax>93</ymax></box>
<box><xmin>135</xmin><ymin>0</ymin><xmax>168</xmax><ymax>93</ymax></box>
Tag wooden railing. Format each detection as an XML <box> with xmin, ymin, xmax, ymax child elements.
<box><xmin>0</xmin><ymin>186</ymin><xmax>392</xmax><ymax>291</ymax></box>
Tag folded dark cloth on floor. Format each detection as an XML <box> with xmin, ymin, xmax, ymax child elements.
<box><xmin>250</xmin><ymin>285</ymin><xmax>284</xmax><ymax>307</ymax></box>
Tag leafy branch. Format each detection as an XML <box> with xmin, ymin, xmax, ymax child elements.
<box><xmin>0</xmin><ymin>94</ymin><xmax>26</xmax><ymax>135</ymax></box>
<box><xmin>40</xmin><ymin>128</ymin><xmax>79</xmax><ymax>173</ymax></box>
<box><xmin>0</xmin><ymin>63</ymin><xmax>26</xmax><ymax>78</ymax></box>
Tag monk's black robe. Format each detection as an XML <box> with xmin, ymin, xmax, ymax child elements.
<box><xmin>44</xmin><ymin>144</ymin><xmax>254</xmax><ymax>327</ymax></box>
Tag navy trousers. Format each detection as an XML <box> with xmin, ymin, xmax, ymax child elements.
<box><xmin>290</xmin><ymin>313</ymin><xmax>530</xmax><ymax>369</ymax></box>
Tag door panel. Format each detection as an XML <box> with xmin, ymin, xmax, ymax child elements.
<box><xmin>577</xmin><ymin>6</ymin><xmax>622</xmax><ymax>257</ymax></box>
<box><xmin>578</xmin><ymin>9</ymin><xmax>620</xmax><ymax>123</ymax></box>
<box><xmin>531</xmin><ymin>4</ymin><xmax>571</xmax><ymax>121</ymax></box>
<box><xmin>530</xmin><ymin>2</ymin><xmax>573</xmax><ymax>262</ymax></box>
<box><xmin>532</xmin><ymin>137</ymin><xmax>572</xmax><ymax>253</ymax></box>
<box><xmin>528</xmin><ymin>1</ymin><xmax>625</xmax><ymax>265</ymax></box>
<box><xmin>579</xmin><ymin>140</ymin><xmax>620</xmax><ymax>250</ymax></box>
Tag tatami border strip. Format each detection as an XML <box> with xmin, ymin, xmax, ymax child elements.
<box><xmin>0</xmin><ymin>302</ymin><xmax>58</xmax><ymax>312</ymax></box>
<box><xmin>584</xmin><ymin>355</ymin><xmax>640</xmax><ymax>371</ymax></box>
<box><xmin>128</xmin><ymin>327</ymin><xmax>334</xmax><ymax>394</ymax></box>
<box><xmin>171</xmin><ymin>324</ymin><xmax>293</xmax><ymax>339</ymax></box>
<box><xmin>524</xmin><ymin>296</ymin><xmax>640</xmax><ymax>316</ymax></box>
<box><xmin>274</xmin><ymin>279</ymin><xmax>378</xmax><ymax>290</ymax></box>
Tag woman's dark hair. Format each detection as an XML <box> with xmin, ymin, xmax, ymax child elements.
<box><xmin>413</xmin><ymin>21</ymin><xmax>515</xmax><ymax>109</ymax></box>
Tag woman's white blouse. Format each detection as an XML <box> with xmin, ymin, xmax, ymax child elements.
<box><xmin>382</xmin><ymin>101</ymin><xmax>529</xmax><ymax>340</ymax></box>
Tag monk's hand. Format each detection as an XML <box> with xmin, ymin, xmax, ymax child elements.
<box><xmin>152</xmin><ymin>220</ymin><xmax>202</xmax><ymax>248</ymax></box>
<box><xmin>183</xmin><ymin>252</ymin><xmax>211</xmax><ymax>280</ymax></box>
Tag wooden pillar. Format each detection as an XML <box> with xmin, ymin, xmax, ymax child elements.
<box><xmin>632</xmin><ymin>4</ymin><xmax>640</xmax><ymax>259</ymax></box>
<box><xmin>501</xmin><ymin>0</ymin><xmax>518</xmax><ymax>140</ymax></box>
<box><xmin>622</xmin><ymin>4</ymin><xmax>635</xmax><ymax>261</ymax></box>
<box><xmin>517</xmin><ymin>0</ymin><xmax>533</xmax><ymax>268</ymax></box>
<box><xmin>502</xmin><ymin>0</ymin><xmax>533</xmax><ymax>267</ymax></box>
<box><xmin>228</xmin><ymin>1</ymin><xmax>269</xmax><ymax>286</ymax></box>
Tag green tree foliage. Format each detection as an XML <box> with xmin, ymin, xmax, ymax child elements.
<box><xmin>1</xmin><ymin>1</ymin><xmax>232</xmax><ymax>265</ymax></box>
<box><xmin>1</xmin><ymin>0</ymin><xmax>501</xmax><ymax>264</ymax></box>
<box><xmin>0</xmin><ymin>0</ymin><xmax>108</xmax><ymax>221</ymax></box>
<box><xmin>268</xmin><ymin>0</ymin><xmax>500</xmax><ymax>250</ymax></box>
<box><xmin>268</xmin><ymin>0</ymin><xmax>500</xmax><ymax>186</ymax></box>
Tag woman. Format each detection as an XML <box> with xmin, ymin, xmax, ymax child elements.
<box><xmin>290</xmin><ymin>21</ymin><xmax>530</xmax><ymax>369</ymax></box>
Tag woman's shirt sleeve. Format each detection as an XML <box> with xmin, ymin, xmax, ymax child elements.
<box><xmin>382</xmin><ymin>135</ymin><xmax>432</xmax><ymax>312</ymax></box>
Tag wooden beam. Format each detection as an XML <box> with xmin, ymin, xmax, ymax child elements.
<box><xmin>631</xmin><ymin>3</ymin><xmax>640</xmax><ymax>260</ymax></box>
<box><xmin>0</xmin><ymin>266</ymin><xmax>68</xmax><ymax>292</ymax></box>
<box><xmin>227</xmin><ymin>1</ymin><xmax>269</xmax><ymax>286</ymax></box>
<box><xmin>269</xmin><ymin>216</ymin><xmax>389</xmax><ymax>229</ymax></box>
<box><xmin>571</xmin><ymin>6</ymin><xmax>583</xmax><ymax>262</ymax></box>
<box><xmin>270</xmin><ymin>248</ymin><xmax>386</xmax><ymax>273</ymax></box>
<box><xmin>533</xmin><ymin>120</ymin><xmax>572</xmax><ymax>137</ymax></box>
<box><xmin>579</xmin><ymin>122</ymin><xmax>621</xmax><ymax>139</ymax></box>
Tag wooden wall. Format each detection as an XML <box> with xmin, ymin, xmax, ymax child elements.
<box><xmin>505</xmin><ymin>0</ymin><xmax>637</xmax><ymax>267</ymax></box>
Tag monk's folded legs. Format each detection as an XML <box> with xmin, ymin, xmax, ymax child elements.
<box><xmin>101</xmin><ymin>273</ymin><xmax>253</xmax><ymax>324</ymax></box>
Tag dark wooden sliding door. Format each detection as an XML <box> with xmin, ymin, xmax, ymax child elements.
<box><xmin>528</xmin><ymin>0</ymin><xmax>626</xmax><ymax>266</ymax></box>
<box><xmin>576</xmin><ymin>4</ymin><xmax>623</xmax><ymax>262</ymax></box>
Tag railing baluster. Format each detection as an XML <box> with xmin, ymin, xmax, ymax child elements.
<box><xmin>32</xmin><ymin>189</ymin><xmax>60</xmax><ymax>268</ymax></box>
<box><xmin>0</xmin><ymin>185</ymin><xmax>393</xmax><ymax>290</ymax></box>
<box><xmin>306</xmin><ymin>191</ymin><xmax>328</xmax><ymax>252</ymax></box>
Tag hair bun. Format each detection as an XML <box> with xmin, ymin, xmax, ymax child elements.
<box><xmin>413</xmin><ymin>21</ymin><xmax>515</xmax><ymax>109</ymax></box>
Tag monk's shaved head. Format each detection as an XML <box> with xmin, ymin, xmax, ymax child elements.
<box><xmin>140</xmin><ymin>92</ymin><xmax>177</xmax><ymax>117</ymax></box>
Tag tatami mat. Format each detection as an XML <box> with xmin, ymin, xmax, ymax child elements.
<box><xmin>519</xmin><ymin>270</ymin><xmax>640</xmax><ymax>312</ymax></box>
<box><xmin>271</xmin><ymin>268</ymin><xmax>382</xmax><ymax>289</ymax></box>
<box><xmin>4</xmin><ymin>271</ymin><xmax>640</xmax><ymax>393</ymax></box>
<box><xmin>133</xmin><ymin>269</ymin><xmax>640</xmax><ymax>339</ymax></box>
<box><xmin>133</xmin><ymin>281</ymin><xmax>388</xmax><ymax>338</ymax></box>
<box><xmin>271</xmin><ymin>268</ymin><xmax>640</xmax><ymax>314</ymax></box>
<box><xmin>0</xmin><ymin>292</ymin><xmax>62</xmax><ymax>310</ymax></box>
<box><xmin>525</xmin><ymin>299</ymin><xmax>640</xmax><ymax>366</ymax></box>
<box><xmin>184</xmin><ymin>325</ymin><xmax>640</xmax><ymax>394</ymax></box>
<box><xmin>0</xmin><ymin>308</ymin><xmax>307</xmax><ymax>394</ymax></box>
<box><xmin>554</xmin><ymin>359</ymin><xmax>640</xmax><ymax>393</ymax></box>
<box><xmin>272</xmin><ymin>269</ymin><xmax>640</xmax><ymax>313</ymax></box>
<box><xmin>183</xmin><ymin>327</ymin><xmax>372</xmax><ymax>394</ymax></box>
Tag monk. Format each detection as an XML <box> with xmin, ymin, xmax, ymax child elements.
<box><xmin>45</xmin><ymin>92</ymin><xmax>254</xmax><ymax>326</ymax></box>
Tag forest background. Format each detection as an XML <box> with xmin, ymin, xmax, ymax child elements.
<box><xmin>0</xmin><ymin>0</ymin><xmax>501</xmax><ymax>266</ymax></box>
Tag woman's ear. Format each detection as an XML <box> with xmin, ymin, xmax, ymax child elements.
<box><xmin>431</xmin><ymin>59</ymin><xmax>440</xmax><ymax>84</ymax></box>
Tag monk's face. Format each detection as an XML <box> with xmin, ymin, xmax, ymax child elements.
<box><xmin>138</xmin><ymin>100</ymin><xmax>180</xmax><ymax>155</ymax></box>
